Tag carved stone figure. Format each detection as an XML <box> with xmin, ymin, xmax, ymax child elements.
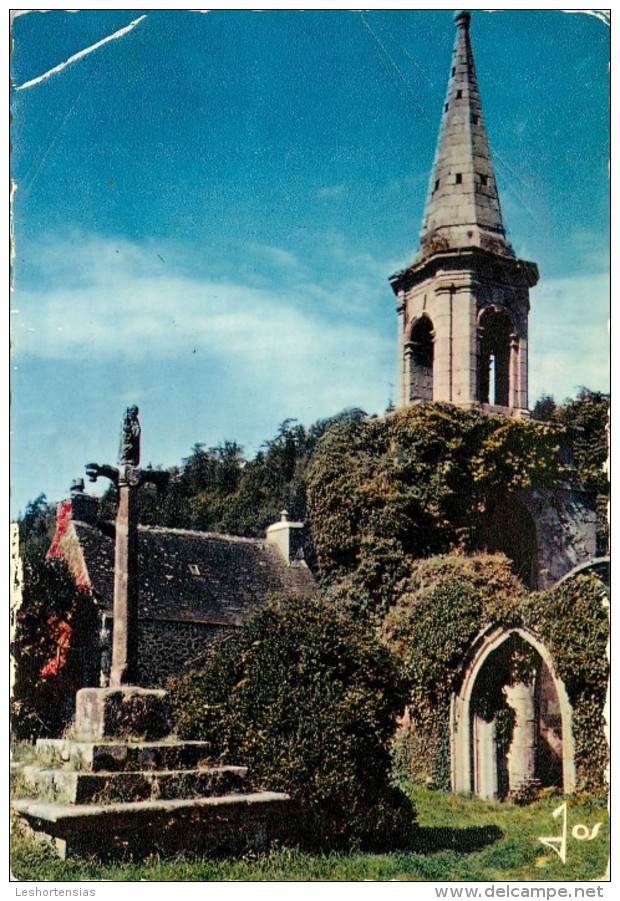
<box><xmin>119</xmin><ymin>405</ymin><xmax>141</xmax><ymax>466</ymax></box>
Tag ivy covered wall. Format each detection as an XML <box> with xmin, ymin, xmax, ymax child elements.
<box><xmin>306</xmin><ymin>404</ymin><xmax>596</xmax><ymax>596</ymax></box>
<box><xmin>306</xmin><ymin>406</ymin><xmax>608</xmax><ymax>796</ymax></box>
<box><xmin>379</xmin><ymin>556</ymin><xmax>608</xmax><ymax>794</ymax></box>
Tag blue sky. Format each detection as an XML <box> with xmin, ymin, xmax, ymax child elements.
<box><xmin>10</xmin><ymin>9</ymin><xmax>610</xmax><ymax>517</ymax></box>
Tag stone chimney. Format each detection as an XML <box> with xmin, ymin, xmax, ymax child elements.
<box><xmin>265</xmin><ymin>510</ymin><xmax>306</xmax><ymax>565</ymax></box>
<box><xmin>69</xmin><ymin>478</ymin><xmax>99</xmax><ymax>525</ymax></box>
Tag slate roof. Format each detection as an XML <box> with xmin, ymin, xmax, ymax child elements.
<box><xmin>71</xmin><ymin>521</ymin><xmax>317</xmax><ymax>626</ymax></box>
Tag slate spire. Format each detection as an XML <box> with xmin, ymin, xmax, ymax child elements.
<box><xmin>418</xmin><ymin>10</ymin><xmax>513</xmax><ymax>259</ymax></box>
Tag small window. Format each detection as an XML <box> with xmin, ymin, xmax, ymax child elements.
<box><xmin>188</xmin><ymin>563</ymin><xmax>201</xmax><ymax>576</ymax></box>
<box><xmin>455</xmin><ymin>173</ymin><xmax>462</xmax><ymax>184</ymax></box>
<box><xmin>444</xmin><ymin>103</ymin><xmax>449</xmax><ymax>112</ymax></box>
<box><xmin>434</xmin><ymin>179</ymin><xmax>440</xmax><ymax>193</ymax></box>
<box><xmin>452</xmin><ymin>67</ymin><xmax>456</xmax><ymax>76</ymax></box>
<box><xmin>456</xmin><ymin>90</ymin><xmax>463</xmax><ymax>99</ymax></box>
<box><xmin>472</xmin><ymin>115</ymin><xmax>479</xmax><ymax>125</ymax></box>
<box><xmin>479</xmin><ymin>174</ymin><xmax>489</xmax><ymax>187</ymax></box>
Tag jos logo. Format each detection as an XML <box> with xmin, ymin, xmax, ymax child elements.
<box><xmin>539</xmin><ymin>802</ymin><xmax>603</xmax><ymax>864</ymax></box>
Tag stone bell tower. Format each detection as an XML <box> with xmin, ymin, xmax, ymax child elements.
<box><xmin>390</xmin><ymin>11</ymin><xmax>538</xmax><ymax>418</ymax></box>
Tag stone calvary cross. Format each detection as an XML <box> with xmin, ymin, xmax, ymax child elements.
<box><xmin>86</xmin><ymin>407</ymin><xmax>168</xmax><ymax>686</ymax></box>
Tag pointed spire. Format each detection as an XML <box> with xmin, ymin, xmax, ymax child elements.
<box><xmin>418</xmin><ymin>10</ymin><xmax>513</xmax><ymax>259</ymax></box>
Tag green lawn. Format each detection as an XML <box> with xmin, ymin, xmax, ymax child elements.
<box><xmin>11</xmin><ymin>783</ymin><xmax>608</xmax><ymax>882</ymax></box>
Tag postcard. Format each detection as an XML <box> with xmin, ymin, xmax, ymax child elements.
<box><xmin>10</xmin><ymin>8</ymin><xmax>610</xmax><ymax>889</ymax></box>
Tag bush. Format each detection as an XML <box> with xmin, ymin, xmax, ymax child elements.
<box><xmin>168</xmin><ymin>595</ymin><xmax>416</xmax><ymax>851</ymax></box>
<box><xmin>11</xmin><ymin>557</ymin><xmax>97</xmax><ymax>740</ymax></box>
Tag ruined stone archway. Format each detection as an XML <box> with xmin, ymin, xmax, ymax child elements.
<box><xmin>451</xmin><ymin>626</ymin><xmax>575</xmax><ymax>799</ymax></box>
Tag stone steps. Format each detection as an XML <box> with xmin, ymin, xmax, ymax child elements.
<box><xmin>21</xmin><ymin>764</ymin><xmax>250</xmax><ymax>804</ymax></box>
<box><xmin>14</xmin><ymin>792</ymin><xmax>295</xmax><ymax>860</ymax></box>
<box><xmin>36</xmin><ymin>738</ymin><xmax>215</xmax><ymax>773</ymax></box>
<box><xmin>13</xmin><ymin>688</ymin><xmax>295</xmax><ymax>860</ymax></box>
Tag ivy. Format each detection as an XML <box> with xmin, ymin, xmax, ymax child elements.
<box><xmin>167</xmin><ymin>595</ymin><xmax>416</xmax><ymax>851</ymax></box>
<box><xmin>11</xmin><ymin>557</ymin><xmax>97</xmax><ymax>740</ymax></box>
<box><xmin>378</xmin><ymin>558</ymin><xmax>608</xmax><ymax>793</ymax></box>
<box><xmin>307</xmin><ymin>404</ymin><xmax>570</xmax><ymax>589</ymax></box>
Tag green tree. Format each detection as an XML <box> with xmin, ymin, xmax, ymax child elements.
<box><xmin>17</xmin><ymin>494</ymin><xmax>55</xmax><ymax>563</ymax></box>
<box><xmin>554</xmin><ymin>389</ymin><xmax>609</xmax><ymax>492</ymax></box>
<box><xmin>531</xmin><ymin>394</ymin><xmax>557</xmax><ymax>422</ymax></box>
<box><xmin>537</xmin><ymin>388</ymin><xmax>609</xmax><ymax>555</ymax></box>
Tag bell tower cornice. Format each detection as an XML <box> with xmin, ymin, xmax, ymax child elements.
<box><xmin>390</xmin><ymin>247</ymin><xmax>539</xmax><ymax>297</ymax></box>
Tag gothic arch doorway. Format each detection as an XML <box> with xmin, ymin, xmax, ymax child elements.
<box><xmin>451</xmin><ymin>626</ymin><xmax>575</xmax><ymax>800</ymax></box>
<box><xmin>478</xmin><ymin>308</ymin><xmax>513</xmax><ymax>406</ymax></box>
<box><xmin>407</xmin><ymin>316</ymin><xmax>435</xmax><ymax>402</ymax></box>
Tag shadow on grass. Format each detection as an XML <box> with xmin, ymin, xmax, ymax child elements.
<box><xmin>409</xmin><ymin>824</ymin><xmax>504</xmax><ymax>854</ymax></box>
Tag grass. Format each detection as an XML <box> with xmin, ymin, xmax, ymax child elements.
<box><xmin>10</xmin><ymin>782</ymin><xmax>609</xmax><ymax>882</ymax></box>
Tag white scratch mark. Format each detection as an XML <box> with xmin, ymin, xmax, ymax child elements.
<box><xmin>483</xmin><ymin>8</ymin><xmax>610</xmax><ymax>26</ymax></box>
<box><xmin>189</xmin><ymin>9</ymin><xmax>211</xmax><ymax>13</ymax></box>
<box><xmin>357</xmin><ymin>12</ymin><xmax>429</xmax><ymax>120</ymax></box>
<box><xmin>10</xmin><ymin>525</ymin><xmax>24</xmax><ymax>706</ymax></box>
<box><xmin>14</xmin><ymin>14</ymin><xmax>147</xmax><ymax>91</ymax></box>
<box><xmin>562</xmin><ymin>9</ymin><xmax>610</xmax><ymax>26</ymax></box>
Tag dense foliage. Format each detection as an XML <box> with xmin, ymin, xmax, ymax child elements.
<box><xmin>98</xmin><ymin>410</ymin><xmax>366</xmax><ymax>544</ymax></box>
<box><xmin>167</xmin><ymin>595</ymin><xmax>415</xmax><ymax>851</ymax></box>
<box><xmin>17</xmin><ymin>494</ymin><xmax>56</xmax><ymax>563</ymax></box>
<box><xmin>521</xmin><ymin>576</ymin><xmax>609</xmax><ymax>791</ymax></box>
<box><xmin>11</xmin><ymin>556</ymin><xmax>97</xmax><ymax>740</ymax></box>
<box><xmin>306</xmin><ymin>404</ymin><xmax>566</xmax><ymax>590</ymax></box>
<box><xmin>13</xmin><ymin>495</ymin><xmax>97</xmax><ymax>739</ymax></box>
<box><xmin>381</xmin><ymin>555</ymin><xmax>526</xmax><ymax>788</ymax></box>
<box><xmin>379</xmin><ymin>556</ymin><xmax>608</xmax><ymax>793</ymax></box>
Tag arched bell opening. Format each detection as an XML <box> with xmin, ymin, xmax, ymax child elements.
<box><xmin>478</xmin><ymin>308</ymin><xmax>513</xmax><ymax>407</ymax></box>
<box><xmin>407</xmin><ymin>316</ymin><xmax>435</xmax><ymax>402</ymax></box>
<box><xmin>451</xmin><ymin>627</ymin><xmax>575</xmax><ymax>801</ymax></box>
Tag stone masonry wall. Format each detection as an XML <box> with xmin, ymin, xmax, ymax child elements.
<box><xmin>521</xmin><ymin>486</ymin><xmax>598</xmax><ymax>589</ymax></box>
<box><xmin>98</xmin><ymin>618</ymin><xmax>233</xmax><ymax>688</ymax></box>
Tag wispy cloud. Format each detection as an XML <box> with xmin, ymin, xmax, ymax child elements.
<box><xmin>318</xmin><ymin>184</ymin><xmax>346</xmax><ymax>199</ymax></box>
<box><xmin>529</xmin><ymin>271</ymin><xmax>610</xmax><ymax>402</ymax></box>
<box><xmin>247</xmin><ymin>243</ymin><xmax>300</xmax><ymax>269</ymax></box>
<box><xmin>12</xmin><ymin>234</ymin><xmax>393</xmax><ymax>414</ymax></box>
<box><xmin>14</xmin><ymin>14</ymin><xmax>147</xmax><ymax>90</ymax></box>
